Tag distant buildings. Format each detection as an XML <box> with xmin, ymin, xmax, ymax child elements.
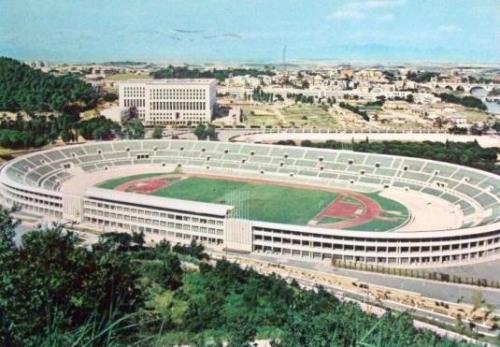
<box><xmin>118</xmin><ymin>79</ymin><xmax>217</xmax><ymax>125</ymax></box>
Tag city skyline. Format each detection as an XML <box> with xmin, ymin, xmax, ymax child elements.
<box><xmin>0</xmin><ymin>0</ymin><xmax>499</xmax><ymax>64</ymax></box>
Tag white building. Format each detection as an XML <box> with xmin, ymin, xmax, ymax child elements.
<box><xmin>119</xmin><ymin>79</ymin><xmax>217</xmax><ymax>125</ymax></box>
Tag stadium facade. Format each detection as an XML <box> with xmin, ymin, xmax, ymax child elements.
<box><xmin>118</xmin><ymin>79</ymin><xmax>217</xmax><ymax>125</ymax></box>
<box><xmin>1</xmin><ymin>140</ymin><xmax>499</xmax><ymax>267</ymax></box>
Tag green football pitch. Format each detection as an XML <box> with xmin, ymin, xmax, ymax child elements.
<box><xmin>97</xmin><ymin>174</ymin><xmax>410</xmax><ymax>230</ymax></box>
<box><xmin>151</xmin><ymin>177</ymin><xmax>337</xmax><ymax>225</ymax></box>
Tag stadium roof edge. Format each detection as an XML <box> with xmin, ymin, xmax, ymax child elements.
<box><xmin>84</xmin><ymin>187</ymin><xmax>233</xmax><ymax>217</ymax></box>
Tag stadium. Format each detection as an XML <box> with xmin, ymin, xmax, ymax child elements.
<box><xmin>0</xmin><ymin>139</ymin><xmax>499</xmax><ymax>267</ymax></box>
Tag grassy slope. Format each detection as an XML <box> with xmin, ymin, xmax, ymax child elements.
<box><xmin>281</xmin><ymin>104</ymin><xmax>337</xmax><ymax>128</ymax></box>
<box><xmin>152</xmin><ymin>177</ymin><xmax>336</xmax><ymax>225</ymax></box>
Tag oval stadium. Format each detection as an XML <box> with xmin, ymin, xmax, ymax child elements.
<box><xmin>1</xmin><ymin>139</ymin><xmax>499</xmax><ymax>268</ymax></box>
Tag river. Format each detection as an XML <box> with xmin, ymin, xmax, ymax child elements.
<box><xmin>470</xmin><ymin>87</ymin><xmax>500</xmax><ymax>115</ymax></box>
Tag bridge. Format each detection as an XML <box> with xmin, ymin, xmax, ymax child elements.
<box><xmin>420</xmin><ymin>82</ymin><xmax>498</xmax><ymax>94</ymax></box>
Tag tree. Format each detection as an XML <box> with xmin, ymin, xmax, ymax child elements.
<box><xmin>205</xmin><ymin>124</ymin><xmax>217</xmax><ymax>140</ymax></box>
<box><xmin>0</xmin><ymin>207</ymin><xmax>17</xmax><ymax>269</ymax></box>
<box><xmin>437</xmin><ymin>93</ymin><xmax>487</xmax><ymax>111</ymax></box>
<box><xmin>0</xmin><ymin>225</ymin><xmax>142</xmax><ymax>346</ymax></box>
<box><xmin>152</xmin><ymin>127</ymin><xmax>163</xmax><ymax>139</ymax></box>
<box><xmin>406</xmin><ymin>71</ymin><xmax>438</xmax><ymax>83</ymax></box>
<box><xmin>151</xmin><ymin>65</ymin><xmax>274</xmax><ymax>81</ymax></box>
<box><xmin>124</xmin><ymin>119</ymin><xmax>145</xmax><ymax>139</ymax></box>
<box><xmin>173</xmin><ymin>240</ymin><xmax>207</xmax><ymax>260</ymax></box>
<box><xmin>0</xmin><ymin>57</ymin><xmax>97</xmax><ymax>114</ymax></box>
<box><xmin>193</xmin><ymin>123</ymin><xmax>217</xmax><ymax>140</ymax></box>
<box><xmin>194</xmin><ymin>123</ymin><xmax>207</xmax><ymax>140</ymax></box>
<box><xmin>338</xmin><ymin>102</ymin><xmax>369</xmax><ymax>121</ymax></box>
<box><xmin>102</xmin><ymin>92</ymin><xmax>118</xmax><ymax>102</ymax></box>
<box><xmin>78</xmin><ymin>116</ymin><xmax>121</xmax><ymax>140</ymax></box>
<box><xmin>60</xmin><ymin>127</ymin><xmax>74</xmax><ymax>143</ymax></box>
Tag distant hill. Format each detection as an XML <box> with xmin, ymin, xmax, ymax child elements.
<box><xmin>0</xmin><ymin>57</ymin><xmax>97</xmax><ymax>114</ymax></box>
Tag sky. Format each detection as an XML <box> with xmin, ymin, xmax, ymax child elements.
<box><xmin>0</xmin><ymin>0</ymin><xmax>499</xmax><ymax>64</ymax></box>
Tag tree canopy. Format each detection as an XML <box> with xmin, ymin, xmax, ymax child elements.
<box><xmin>152</xmin><ymin>127</ymin><xmax>163</xmax><ymax>139</ymax></box>
<box><xmin>406</xmin><ymin>71</ymin><xmax>439</xmax><ymax>83</ymax></box>
<box><xmin>339</xmin><ymin>102</ymin><xmax>370</xmax><ymax>121</ymax></box>
<box><xmin>0</xmin><ymin>113</ymin><xmax>123</xmax><ymax>151</ymax></box>
<box><xmin>0</xmin><ymin>57</ymin><xmax>97</xmax><ymax>114</ymax></box>
<box><xmin>193</xmin><ymin>122</ymin><xmax>217</xmax><ymax>140</ymax></box>
<box><xmin>78</xmin><ymin>116</ymin><xmax>122</xmax><ymax>140</ymax></box>
<box><xmin>124</xmin><ymin>118</ymin><xmax>145</xmax><ymax>139</ymax></box>
<box><xmin>437</xmin><ymin>93</ymin><xmax>487</xmax><ymax>111</ymax></box>
<box><xmin>151</xmin><ymin>65</ymin><xmax>274</xmax><ymax>81</ymax></box>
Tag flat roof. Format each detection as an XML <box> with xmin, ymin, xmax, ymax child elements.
<box><xmin>120</xmin><ymin>78</ymin><xmax>216</xmax><ymax>85</ymax></box>
<box><xmin>84</xmin><ymin>187</ymin><xmax>232</xmax><ymax>217</ymax></box>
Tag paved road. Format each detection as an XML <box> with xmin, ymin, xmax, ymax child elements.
<box><xmin>231</xmin><ymin>131</ymin><xmax>500</xmax><ymax>148</ymax></box>
<box><xmin>426</xmin><ymin>260</ymin><xmax>500</xmax><ymax>282</ymax></box>
<box><xmin>246</xmin><ymin>253</ymin><xmax>500</xmax><ymax>308</ymax></box>
<box><xmin>160</xmin><ymin>128</ymin><xmax>500</xmax><ymax>147</ymax></box>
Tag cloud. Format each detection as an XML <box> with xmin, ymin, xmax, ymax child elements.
<box><xmin>328</xmin><ymin>0</ymin><xmax>404</xmax><ymax>21</ymax></box>
<box><xmin>328</xmin><ymin>9</ymin><xmax>365</xmax><ymax>20</ymax></box>
<box><xmin>438</xmin><ymin>25</ymin><xmax>462</xmax><ymax>34</ymax></box>
<box><xmin>173</xmin><ymin>29</ymin><xmax>203</xmax><ymax>34</ymax></box>
<box><xmin>200</xmin><ymin>33</ymin><xmax>242</xmax><ymax>40</ymax></box>
<box><xmin>360</xmin><ymin>0</ymin><xmax>405</xmax><ymax>9</ymax></box>
<box><xmin>222</xmin><ymin>33</ymin><xmax>242</xmax><ymax>39</ymax></box>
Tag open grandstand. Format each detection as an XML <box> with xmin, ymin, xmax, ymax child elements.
<box><xmin>1</xmin><ymin>139</ymin><xmax>499</xmax><ymax>267</ymax></box>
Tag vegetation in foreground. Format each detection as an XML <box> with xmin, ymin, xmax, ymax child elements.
<box><xmin>0</xmin><ymin>208</ymin><xmax>476</xmax><ymax>346</ymax></box>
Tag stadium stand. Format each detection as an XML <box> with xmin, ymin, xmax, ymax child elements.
<box><xmin>1</xmin><ymin>140</ymin><xmax>499</xmax><ymax>267</ymax></box>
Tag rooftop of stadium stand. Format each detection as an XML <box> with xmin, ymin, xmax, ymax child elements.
<box><xmin>85</xmin><ymin>187</ymin><xmax>232</xmax><ymax>217</ymax></box>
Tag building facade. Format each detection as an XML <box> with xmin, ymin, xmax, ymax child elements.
<box><xmin>118</xmin><ymin>79</ymin><xmax>217</xmax><ymax>125</ymax></box>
